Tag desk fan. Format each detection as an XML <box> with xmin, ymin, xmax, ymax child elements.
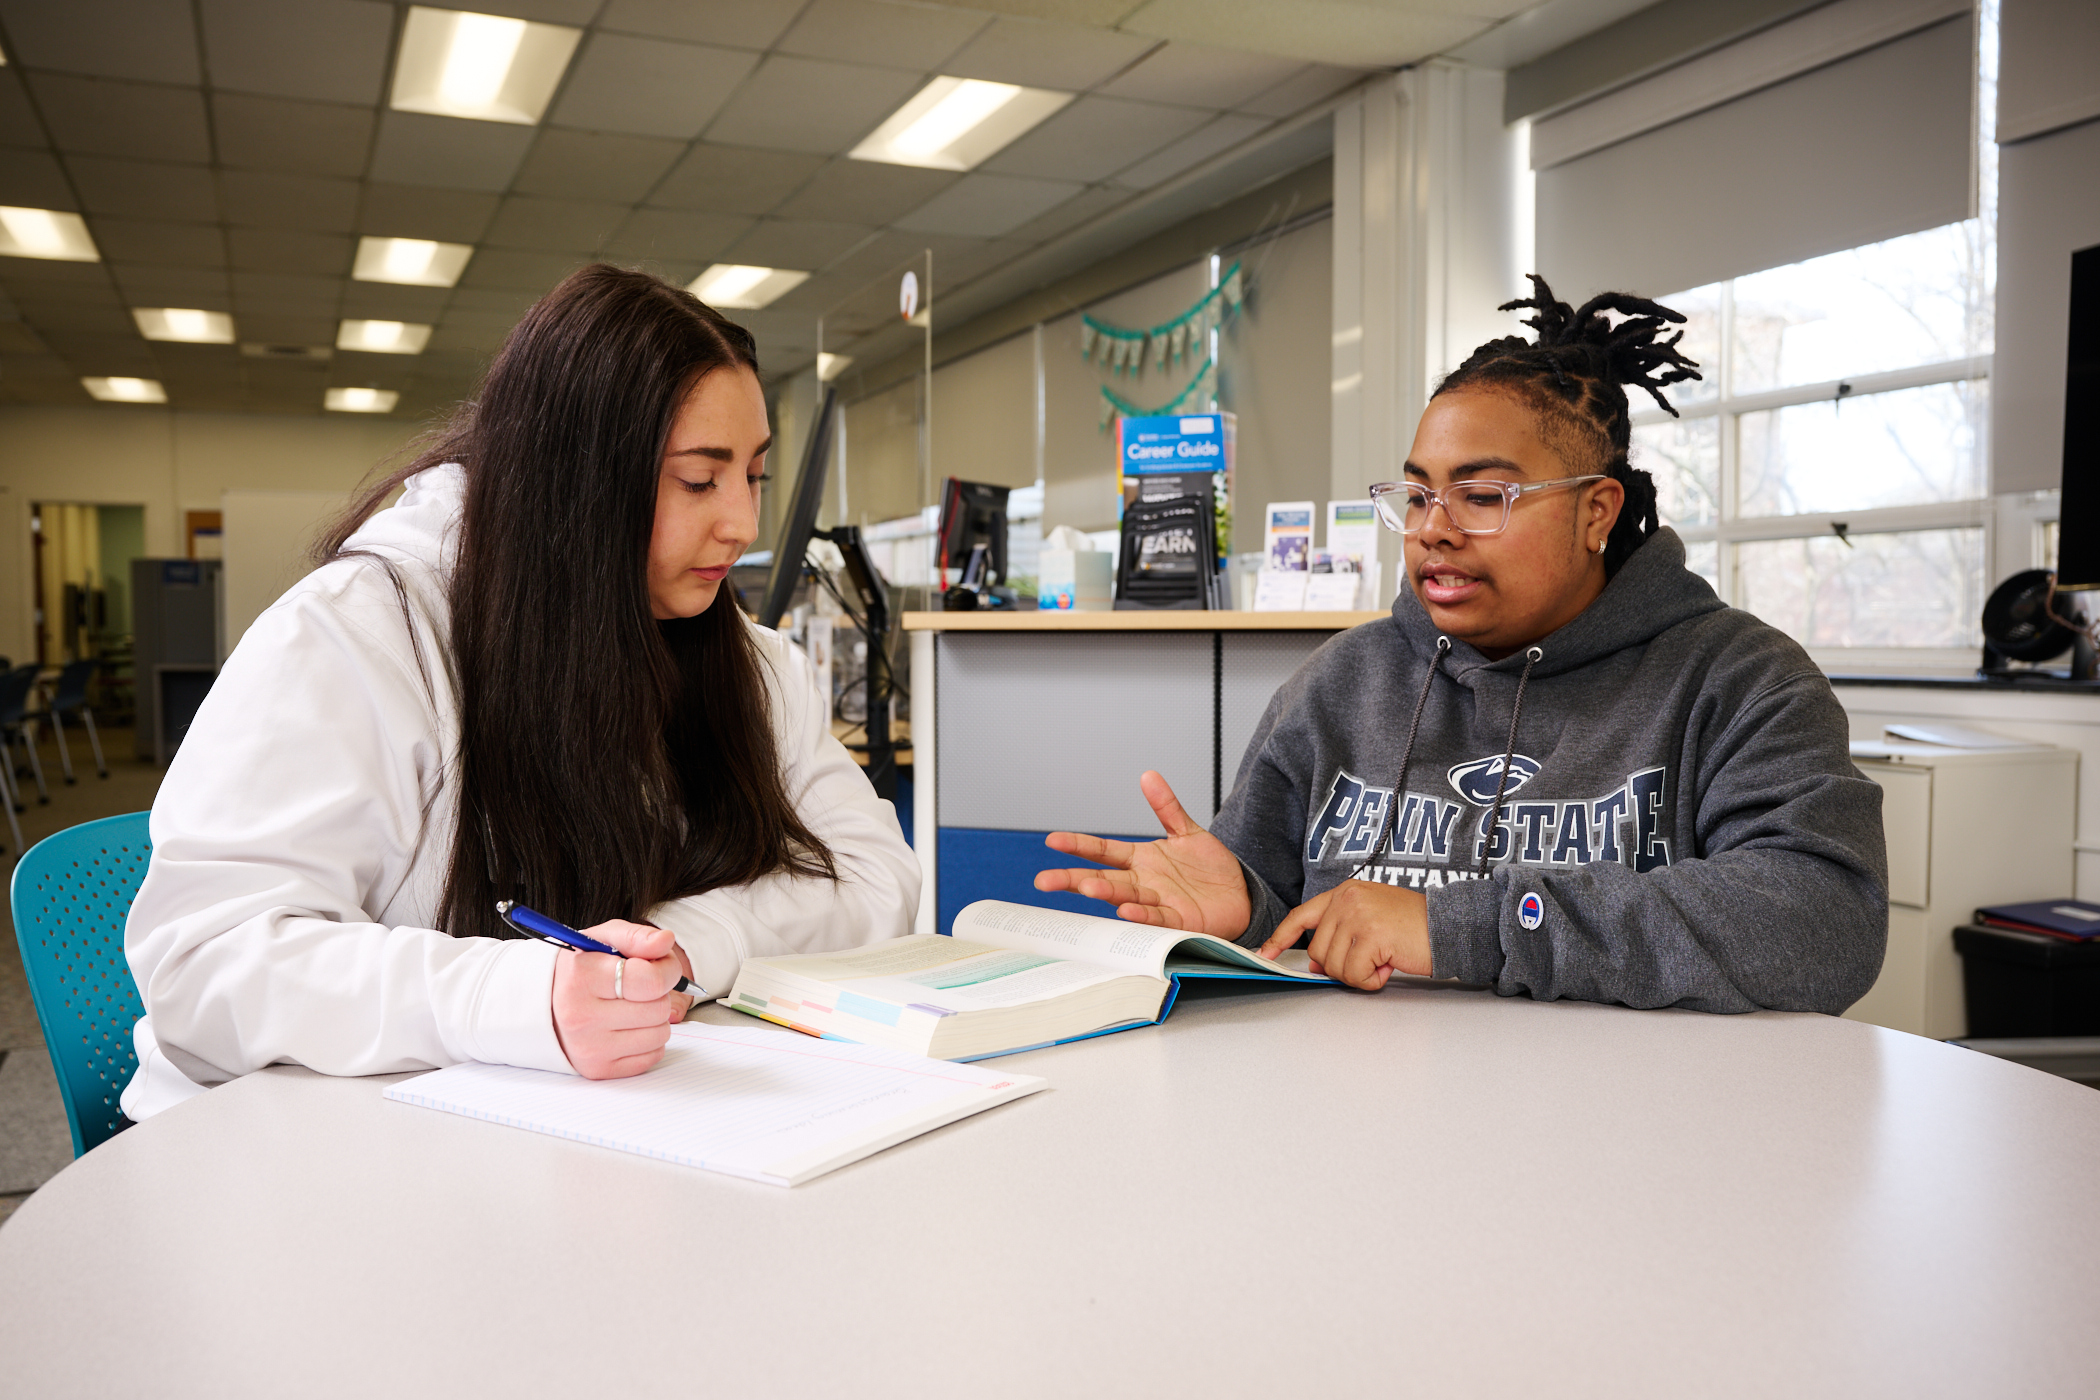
<box><xmin>1981</xmin><ymin>569</ymin><xmax>2073</xmax><ymax>671</ymax></box>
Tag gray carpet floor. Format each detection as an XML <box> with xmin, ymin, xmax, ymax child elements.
<box><xmin>0</xmin><ymin>725</ymin><xmax>163</xmax><ymax>1230</ymax></box>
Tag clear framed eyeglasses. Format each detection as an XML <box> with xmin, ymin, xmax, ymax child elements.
<box><xmin>1368</xmin><ymin>475</ymin><xmax>1607</xmax><ymax>536</ymax></box>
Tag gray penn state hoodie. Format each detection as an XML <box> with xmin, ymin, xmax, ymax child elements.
<box><xmin>1211</xmin><ymin>528</ymin><xmax>1888</xmax><ymax>1015</ymax></box>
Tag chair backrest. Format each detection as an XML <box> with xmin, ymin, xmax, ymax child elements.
<box><xmin>0</xmin><ymin>665</ymin><xmax>34</xmax><ymax>725</ymax></box>
<box><xmin>10</xmin><ymin>812</ymin><xmax>152</xmax><ymax>1156</ymax></box>
<box><xmin>50</xmin><ymin>658</ymin><xmax>97</xmax><ymax>712</ymax></box>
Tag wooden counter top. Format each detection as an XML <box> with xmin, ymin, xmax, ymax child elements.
<box><xmin>902</xmin><ymin>609</ymin><xmax>1387</xmax><ymax>632</ymax></box>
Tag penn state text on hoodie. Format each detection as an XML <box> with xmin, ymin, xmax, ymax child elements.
<box><xmin>1211</xmin><ymin>528</ymin><xmax>1888</xmax><ymax>1015</ymax></box>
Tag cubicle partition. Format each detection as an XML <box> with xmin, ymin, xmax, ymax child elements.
<box><xmin>904</xmin><ymin>611</ymin><xmax>1385</xmax><ymax>935</ymax></box>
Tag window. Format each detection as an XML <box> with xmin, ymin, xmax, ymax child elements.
<box><xmin>1636</xmin><ymin>8</ymin><xmax>2002</xmax><ymax>669</ymax></box>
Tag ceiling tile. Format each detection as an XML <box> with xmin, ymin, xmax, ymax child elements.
<box><xmin>41</xmin><ymin>331</ymin><xmax>158</xmax><ymax>371</ymax></box>
<box><xmin>601</xmin><ymin>208</ymin><xmax>754</xmax><ymax>262</ymax></box>
<box><xmin>0</xmin><ymin>71</ymin><xmax>44</xmax><ymax>148</ymax></box>
<box><xmin>0</xmin><ymin>354</ymin><xmax>82</xmax><ymax>399</ymax></box>
<box><xmin>233</xmin><ymin>313</ymin><xmax>338</xmax><ymax>344</ymax></box>
<box><xmin>513</xmin><ymin>130</ymin><xmax>686</xmax><ymax>203</ymax></box>
<box><xmin>721</xmin><ymin>218</ymin><xmax>878</xmax><ymax>270</ymax></box>
<box><xmin>68</xmin><ymin>157</ymin><xmax>220</xmax><ymax>222</ymax></box>
<box><xmin>231</xmin><ymin>270</ymin><xmax>344</xmax><ymax>309</ymax></box>
<box><xmin>212</xmin><ymin>95</ymin><xmax>375</xmax><ymax>179</ymax></box>
<box><xmin>197</xmin><ymin>0</ymin><xmax>394</xmax><ymax>104</ymax></box>
<box><xmin>0</xmin><ymin>0</ymin><xmax>201</xmax><ymax>84</ymax></box>
<box><xmin>466</xmin><ymin>0</ymin><xmax>602</xmax><ymax>21</ymax></box>
<box><xmin>549</xmin><ymin>33</ymin><xmax>760</xmax><ymax>141</ymax></box>
<box><xmin>369</xmin><ymin>113</ymin><xmax>535</xmax><ymax>193</ymax></box>
<box><xmin>980</xmin><ymin>95</ymin><xmax>1209</xmax><ymax>183</ymax></box>
<box><xmin>220</xmin><ymin>171</ymin><xmax>362</xmax><ymax>233</ymax></box>
<box><xmin>442</xmin><ymin>289</ymin><xmax>537</xmax><ymax>317</ymax></box>
<box><xmin>0</xmin><ymin>148</ymin><xmax>77</xmax><ymax>209</ymax></box>
<box><xmin>484</xmin><ymin>196</ymin><xmax>629</xmax><ymax>253</ymax></box>
<box><xmin>0</xmin><ymin>321</ymin><xmax>51</xmax><ymax>353</ymax></box>
<box><xmin>1095</xmin><ymin>42</ymin><xmax>1308</xmax><ymax>110</ymax></box>
<box><xmin>20</xmin><ymin>302</ymin><xmax>134</xmax><ymax>336</ymax></box>
<box><xmin>107</xmin><ymin>263</ymin><xmax>233</xmax><ymax>306</ymax></box>
<box><xmin>228</xmin><ymin>227</ymin><xmax>355</xmax><ymax>276</ymax></box>
<box><xmin>941</xmin><ymin>18</ymin><xmax>1156</xmax><ymax>91</ymax></box>
<box><xmin>773</xmin><ymin>160</ymin><xmax>960</xmax><ymax>225</ymax></box>
<box><xmin>775</xmin><ymin>0</ymin><xmax>989</xmax><ymax>71</ymax></box>
<box><xmin>0</xmin><ymin>261</ymin><xmax>117</xmax><ymax>295</ymax></box>
<box><xmin>25</xmin><ymin>74</ymin><xmax>210</xmax><ymax>163</ymax></box>
<box><xmin>357</xmin><ymin>185</ymin><xmax>500</xmax><ymax>244</ymax></box>
<box><xmin>703</xmin><ymin>56</ymin><xmax>924</xmax><ymax>156</ymax></box>
<box><xmin>595</xmin><ymin>0</ymin><xmax>805</xmax><ymax>50</ymax></box>
<box><xmin>648</xmin><ymin>143</ymin><xmax>826</xmax><ymax>215</ymax></box>
<box><xmin>91</xmin><ymin>219</ymin><xmax>229</xmax><ymax>268</ymax></box>
<box><xmin>1111</xmin><ymin>112</ymin><xmax>1271</xmax><ymax>188</ymax></box>
<box><xmin>892</xmin><ymin>172</ymin><xmax>1085</xmax><ymax>237</ymax></box>
<box><xmin>1239</xmin><ymin>63</ymin><xmax>1364</xmax><ymax>118</ymax></box>
<box><xmin>1117</xmin><ymin>0</ymin><xmax>1483</xmax><ymax>69</ymax></box>
<box><xmin>994</xmin><ymin>181</ymin><xmax>1129</xmax><ymax>244</ymax></box>
<box><xmin>339</xmin><ymin>282</ymin><xmax>453</xmax><ymax>319</ymax></box>
<box><xmin>457</xmin><ymin>249</ymin><xmax>595</xmax><ymax>293</ymax></box>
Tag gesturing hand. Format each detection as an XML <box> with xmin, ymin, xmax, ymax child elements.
<box><xmin>549</xmin><ymin>920</ymin><xmax>696</xmax><ymax>1079</ymax></box>
<box><xmin>1034</xmin><ymin>771</ymin><xmax>1251</xmax><ymax>936</ymax></box>
<box><xmin>1258</xmin><ymin>880</ymin><xmax>1431</xmax><ymax>990</ymax></box>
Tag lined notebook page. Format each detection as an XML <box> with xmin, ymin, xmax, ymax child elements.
<box><xmin>384</xmin><ymin>1022</ymin><xmax>1047</xmax><ymax>1186</ymax></box>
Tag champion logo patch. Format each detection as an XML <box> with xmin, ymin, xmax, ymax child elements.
<box><xmin>1517</xmin><ymin>892</ymin><xmax>1545</xmax><ymax>929</ymax></box>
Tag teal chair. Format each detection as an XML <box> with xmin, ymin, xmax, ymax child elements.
<box><xmin>10</xmin><ymin>812</ymin><xmax>151</xmax><ymax>1156</ymax></box>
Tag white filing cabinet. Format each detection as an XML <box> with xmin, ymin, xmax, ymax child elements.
<box><xmin>1846</xmin><ymin>740</ymin><xmax>2077</xmax><ymax>1039</ymax></box>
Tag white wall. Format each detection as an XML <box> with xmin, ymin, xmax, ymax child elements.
<box><xmin>222</xmin><ymin>490</ymin><xmax>349</xmax><ymax>657</ymax></box>
<box><xmin>0</xmin><ymin>406</ymin><xmax>421</xmax><ymax>665</ymax></box>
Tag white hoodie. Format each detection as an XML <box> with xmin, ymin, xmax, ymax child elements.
<box><xmin>122</xmin><ymin>465</ymin><xmax>919</xmax><ymax>1120</ymax></box>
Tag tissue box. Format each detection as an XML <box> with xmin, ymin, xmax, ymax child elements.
<box><xmin>1038</xmin><ymin>548</ymin><xmax>1112</xmax><ymax>611</ymax></box>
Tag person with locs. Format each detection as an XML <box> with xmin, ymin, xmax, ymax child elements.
<box><xmin>1037</xmin><ymin>277</ymin><xmax>1887</xmax><ymax>1014</ymax></box>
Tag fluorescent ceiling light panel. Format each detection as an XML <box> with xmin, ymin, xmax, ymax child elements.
<box><xmin>337</xmin><ymin>319</ymin><xmax>434</xmax><ymax>354</ymax></box>
<box><xmin>851</xmin><ymin>76</ymin><xmax>1074</xmax><ymax>171</ymax></box>
<box><xmin>82</xmin><ymin>377</ymin><xmax>166</xmax><ymax>404</ymax></box>
<box><xmin>0</xmin><ymin>206</ymin><xmax>99</xmax><ymax>262</ymax></box>
<box><xmin>390</xmin><ymin>6</ymin><xmax>582</xmax><ymax>125</ymax></box>
<box><xmin>352</xmin><ymin>236</ymin><xmax>473</xmax><ymax>287</ymax></box>
<box><xmin>688</xmin><ymin>265</ymin><xmax>809</xmax><ymax>310</ymax></box>
<box><xmin>133</xmin><ymin>308</ymin><xmax>234</xmax><ymax>344</ymax></box>
<box><xmin>326</xmin><ymin>387</ymin><xmax>401</xmax><ymax>413</ymax></box>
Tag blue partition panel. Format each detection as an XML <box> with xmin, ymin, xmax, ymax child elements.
<box><xmin>935</xmin><ymin>826</ymin><xmax>1151</xmax><ymax>938</ymax></box>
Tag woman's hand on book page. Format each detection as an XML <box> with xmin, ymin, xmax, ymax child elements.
<box><xmin>1034</xmin><ymin>770</ymin><xmax>1251</xmax><ymax>936</ymax></box>
<box><xmin>1258</xmin><ymin>881</ymin><xmax>1431</xmax><ymax>990</ymax></box>
<box><xmin>550</xmin><ymin>922</ymin><xmax>696</xmax><ymax>1079</ymax></box>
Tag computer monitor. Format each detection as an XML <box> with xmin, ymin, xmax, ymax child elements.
<box><xmin>2056</xmin><ymin>242</ymin><xmax>2100</xmax><ymax>591</ymax></box>
<box><xmin>757</xmin><ymin>387</ymin><xmax>838</xmax><ymax>629</ymax></box>
<box><xmin>937</xmin><ymin>478</ymin><xmax>1009</xmax><ymax>600</ymax></box>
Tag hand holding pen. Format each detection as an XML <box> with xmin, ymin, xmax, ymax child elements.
<box><xmin>500</xmin><ymin>902</ymin><xmax>705</xmax><ymax>1080</ymax></box>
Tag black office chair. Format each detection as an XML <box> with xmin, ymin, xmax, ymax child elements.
<box><xmin>0</xmin><ymin>664</ymin><xmax>49</xmax><ymax>809</ymax></box>
<box><xmin>45</xmin><ymin>659</ymin><xmax>107</xmax><ymax>782</ymax></box>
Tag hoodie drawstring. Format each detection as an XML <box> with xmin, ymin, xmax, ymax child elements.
<box><xmin>1475</xmin><ymin>645</ymin><xmax>1544</xmax><ymax>876</ymax></box>
<box><xmin>1352</xmin><ymin>635</ymin><xmax>1452</xmax><ymax>881</ymax></box>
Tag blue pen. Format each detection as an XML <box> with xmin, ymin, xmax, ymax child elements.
<box><xmin>496</xmin><ymin>900</ymin><xmax>704</xmax><ymax>997</ymax></box>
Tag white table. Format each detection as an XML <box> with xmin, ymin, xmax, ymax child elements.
<box><xmin>3</xmin><ymin>985</ymin><xmax>2098</xmax><ymax>1399</ymax></box>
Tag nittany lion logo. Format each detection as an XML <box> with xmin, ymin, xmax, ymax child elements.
<box><xmin>1447</xmin><ymin>754</ymin><xmax>1542</xmax><ymax>804</ymax></box>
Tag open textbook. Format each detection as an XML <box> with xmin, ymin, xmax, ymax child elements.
<box><xmin>728</xmin><ymin>899</ymin><xmax>1334</xmax><ymax>1061</ymax></box>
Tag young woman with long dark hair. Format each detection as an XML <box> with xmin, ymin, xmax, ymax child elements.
<box><xmin>1037</xmin><ymin>278</ymin><xmax>1889</xmax><ymax>1014</ymax></box>
<box><xmin>121</xmin><ymin>265</ymin><xmax>918</xmax><ymax>1119</ymax></box>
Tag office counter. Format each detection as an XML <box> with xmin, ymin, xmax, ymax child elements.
<box><xmin>5</xmin><ymin>990</ymin><xmax>2097</xmax><ymax>1399</ymax></box>
<box><xmin>902</xmin><ymin>609</ymin><xmax>1385</xmax><ymax>935</ymax></box>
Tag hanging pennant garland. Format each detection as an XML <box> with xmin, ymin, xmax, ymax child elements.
<box><xmin>1080</xmin><ymin>262</ymin><xmax>1245</xmax><ymax>377</ymax></box>
<box><xmin>1098</xmin><ymin>356</ymin><xmax>1217</xmax><ymax>429</ymax></box>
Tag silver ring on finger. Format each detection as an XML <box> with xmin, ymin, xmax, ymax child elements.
<box><xmin>613</xmin><ymin>958</ymin><xmax>624</xmax><ymax>1001</ymax></box>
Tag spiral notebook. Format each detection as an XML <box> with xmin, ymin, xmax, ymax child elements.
<box><xmin>383</xmin><ymin>1021</ymin><xmax>1046</xmax><ymax>1186</ymax></box>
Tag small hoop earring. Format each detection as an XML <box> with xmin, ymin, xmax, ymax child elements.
<box><xmin>1594</xmin><ymin>539</ymin><xmax>1607</xmax><ymax>554</ymax></box>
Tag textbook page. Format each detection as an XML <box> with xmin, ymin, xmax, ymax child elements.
<box><xmin>757</xmin><ymin>932</ymin><xmax>1139</xmax><ymax>1013</ymax></box>
<box><xmin>383</xmin><ymin>1022</ymin><xmax>1046</xmax><ymax>1187</ymax></box>
<box><xmin>953</xmin><ymin>901</ymin><xmax>1328</xmax><ymax>982</ymax></box>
